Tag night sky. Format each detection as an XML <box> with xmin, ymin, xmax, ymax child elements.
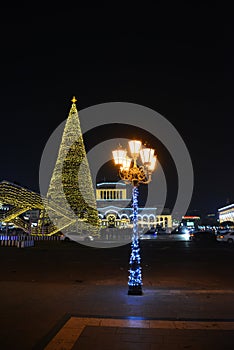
<box><xmin>0</xmin><ymin>5</ymin><xmax>233</xmax><ymax>217</ymax></box>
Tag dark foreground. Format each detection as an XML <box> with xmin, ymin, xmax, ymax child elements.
<box><xmin>0</xmin><ymin>240</ymin><xmax>234</xmax><ymax>349</ymax></box>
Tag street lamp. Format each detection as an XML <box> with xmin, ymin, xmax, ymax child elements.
<box><xmin>112</xmin><ymin>140</ymin><xmax>157</xmax><ymax>295</ymax></box>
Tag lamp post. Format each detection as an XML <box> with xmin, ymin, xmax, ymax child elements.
<box><xmin>112</xmin><ymin>140</ymin><xmax>157</xmax><ymax>295</ymax></box>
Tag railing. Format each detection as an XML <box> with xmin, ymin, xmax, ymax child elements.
<box><xmin>0</xmin><ymin>234</ymin><xmax>62</xmax><ymax>248</ymax></box>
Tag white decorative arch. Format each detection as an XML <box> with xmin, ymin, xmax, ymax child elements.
<box><xmin>120</xmin><ymin>214</ymin><xmax>129</xmax><ymax>220</ymax></box>
<box><xmin>105</xmin><ymin>210</ymin><xmax>119</xmax><ymax>218</ymax></box>
<box><xmin>149</xmin><ymin>214</ymin><xmax>155</xmax><ymax>222</ymax></box>
<box><xmin>142</xmin><ymin>214</ymin><xmax>149</xmax><ymax>222</ymax></box>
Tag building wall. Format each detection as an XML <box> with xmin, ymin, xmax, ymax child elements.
<box><xmin>96</xmin><ymin>183</ymin><xmax>172</xmax><ymax>229</ymax></box>
<box><xmin>218</xmin><ymin>204</ymin><xmax>234</xmax><ymax>223</ymax></box>
<box><xmin>96</xmin><ymin>188</ymin><xmax>127</xmax><ymax>200</ymax></box>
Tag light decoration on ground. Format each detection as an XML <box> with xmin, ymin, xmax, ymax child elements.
<box><xmin>0</xmin><ymin>97</ymin><xmax>99</xmax><ymax>236</ymax></box>
<box><xmin>0</xmin><ymin>181</ymin><xmax>44</xmax><ymax>232</ymax></box>
<box><xmin>0</xmin><ymin>181</ymin><xmax>77</xmax><ymax>235</ymax></box>
<box><xmin>112</xmin><ymin>140</ymin><xmax>157</xmax><ymax>295</ymax></box>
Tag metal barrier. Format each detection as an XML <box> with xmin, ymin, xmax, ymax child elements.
<box><xmin>0</xmin><ymin>234</ymin><xmax>61</xmax><ymax>247</ymax></box>
<box><xmin>17</xmin><ymin>240</ymin><xmax>34</xmax><ymax>248</ymax></box>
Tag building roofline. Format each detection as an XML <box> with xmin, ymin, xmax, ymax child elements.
<box><xmin>97</xmin><ymin>205</ymin><xmax>157</xmax><ymax>210</ymax></box>
<box><xmin>218</xmin><ymin>203</ymin><xmax>234</xmax><ymax>211</ymax></box>
<box><xmin>96</xmin><ymin>182</ymin><xmax>126</xmax><ymax>187</ymax></box>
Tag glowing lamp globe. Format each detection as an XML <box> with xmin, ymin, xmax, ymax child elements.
<box><xmin>140</xmin><ymin>148</ymin><xmax>154</xmax><ymax>165</ymax></box>
<box><xmin>120</xmin><ymin>157</ymin><xmax>132</xmax><ymax>171</ymax></box>
<box><xmin>148</xmin><ymin>156</ymin><xmax>157</xmax><ymax>172</ymax></box>
<box><xmin>112</xmin><ymin>148</ymin><xmax>127</xmax><ymax>165</ymax></box>
<box><xmin>128</xmin><ymin>140</ymin><xmax>142</xmax><ymax>158</ymax></box>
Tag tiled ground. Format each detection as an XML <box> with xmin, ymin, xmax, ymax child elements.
<box><xmin>73</xmin><ymin>326</ymin><xmax>234</xmax><ymax>350</ymax></box>
<box><xmin>44</xmin><ymin>317</ymin><xmax>234</xmax><ymax>350</ymax></box>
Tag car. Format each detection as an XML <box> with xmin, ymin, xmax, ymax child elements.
<box><xmin>171</xmin><ymin>226</ymin><xmax>190</xmax><ymax>234</ymax></box>
<box><xmin>61</xmin><ymin>231</ymin><xmax>95</xmax><ymax>243</ymax></box>
<box><xmin>217</xmin><ymin>231</ymin><xmax>234</xmax><ymax>244</ymax></box>
<box><xmin>216</xmin><ymin>228</ymin><xmax>232</xmax><ymax>235</ymax></box>
<box><xmin>189</xmin><ymin>230</ymin><xmax>217</xmax><ymax>243</ymax></box>
<box><xmin>156</xmin><ymin>226</ymin><xmax>167</xmax><ymax>235</ymax></box>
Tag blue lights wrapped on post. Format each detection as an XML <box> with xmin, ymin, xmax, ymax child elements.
<box><xmin>112</xmin><ymin>140</ymin><xmax>157</xmax><ymax>295</ymax></box>
<box><xmin>128</xmin><ymin>186</ymin><xmax>142</xmax><ymax>295</ymax></box>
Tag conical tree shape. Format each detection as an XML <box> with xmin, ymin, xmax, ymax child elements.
<box><xmin>46</xmin><ymin>98</ymin><xmax>99</xmax><ymax>234</ymax></box>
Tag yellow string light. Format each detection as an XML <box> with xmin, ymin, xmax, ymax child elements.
<box><xmin>0</xmin><ymin>98</ymin><xmax>99</xmax><ymax>235</ymax></box>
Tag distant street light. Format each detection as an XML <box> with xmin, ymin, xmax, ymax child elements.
<box><xmin>112</xmin><ymin>140</ymin><xmax>157</xmax><ymax>295</ymax></box>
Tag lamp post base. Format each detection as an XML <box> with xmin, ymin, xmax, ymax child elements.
<box><xmin>128</xmin><ymin>285</ymin><xmax>143</xmax><ymax>295</ymax></box>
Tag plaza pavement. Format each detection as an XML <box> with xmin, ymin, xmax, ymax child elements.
<box><xmin>1</xmin><ymin>281</ymin><xmax>234</xmax><ymax>349</ymax></box>
<box><xmin>1</xmin><ymin>239</ymin><xmax>234</xmax><ymax>349</ymax></box>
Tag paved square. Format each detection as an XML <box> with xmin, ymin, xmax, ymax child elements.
<box><xmin>44</xmin><ymin>316</ymin><xmax>234</xmax><ymax>350</ymax></box>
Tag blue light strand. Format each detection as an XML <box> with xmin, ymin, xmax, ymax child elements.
<box><xmin>128</xmin><ymin>186</ymin><xmax>142</xmax><ymax>287</ymax></box>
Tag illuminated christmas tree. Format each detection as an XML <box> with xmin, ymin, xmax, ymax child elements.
<box><xmin>46</xmin><ymin>97</ymin><xmax>99</xmax><ymax>234</ymax></box>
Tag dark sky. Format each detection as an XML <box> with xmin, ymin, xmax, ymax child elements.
<box><xmin>0</xmin><ymin>5</ymin><xmax>233</xmax><ymax>217</ymax></box>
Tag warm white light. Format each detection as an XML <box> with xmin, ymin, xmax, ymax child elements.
<box><xmin>148</xmin><ymin>156</ymin><xmax>157</xmax><ymax>172</ymax></box>
<box><xmin>128</xmin><ymin>140</ymin><xmax>142</xmax><ymax>158</ymax></box>
<box><xmin>112</xmin><ymin>148</ymin><xmax>127</xmax><ymax>165</ymax></box>
<box><xmin>140</xmin><ymin>148</ymin><xmax>154</xmax><ymax>165</ymax></box>
<box><xmin>120</xmin><ymin>157</ymin><xmax>132</xmax><ymax>171</ymax></box>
